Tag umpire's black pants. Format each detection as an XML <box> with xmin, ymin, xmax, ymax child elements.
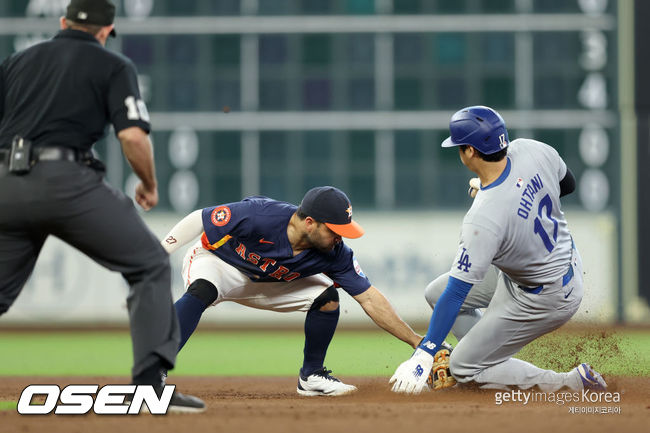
<box><xmin>0</xmin><ymin>160</ymin><xmax>180</xmax><ymax>378</ymax></box>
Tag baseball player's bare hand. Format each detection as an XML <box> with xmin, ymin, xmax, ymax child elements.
<box><xmin>468</xmin><ymin>177</ymin><xmax>481</xmax><ymax>198</ymax></box>
<box><xmin>389</xmin><ymin>348</ymin><xmax>433</xmax><ymax>394</ymax></box>
<box><xmin>135</xmin><ymin>182</ymin><xmax>158</xmax><ymax>210</ymax></box>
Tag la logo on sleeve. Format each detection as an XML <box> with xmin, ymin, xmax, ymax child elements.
<box><xmin>457</xmin><ymin>248</ymin><xmax>472</xmax><ymax>273</ymax></box>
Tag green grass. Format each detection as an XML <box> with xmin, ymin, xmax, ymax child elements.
<box><xmin>0</xmin><ymin>328</ymin><xmax>648</xmax><ymax>377</ymax></box>
<box><xmin>0</xmin><ymin>401</ymin><xmax>16</xmax><ymax>411</ymax></box>
<box><xmin>517</xmin><ymin>328</ymin><xmax>650</xmax><ymax>376</ymax></box>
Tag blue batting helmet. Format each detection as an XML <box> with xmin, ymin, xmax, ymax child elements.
<box><xmin>441</xmin><ymin>106</ymin><xmax>509</xmax><ymax>155</ymax></box>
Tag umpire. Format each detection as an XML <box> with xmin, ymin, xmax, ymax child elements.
<box><xmin>0</xmin><ymin>0</ymin><xmax>204</xmax><ymax>413</ymax></box>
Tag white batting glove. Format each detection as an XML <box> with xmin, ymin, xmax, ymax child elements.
<box><xmin>389</xmin><ymin>348</ymin><xmax>434</xmax><ymax>394</ymax></box>
<box><xmin>468</xmin><ymin>177</ymin><xmax>481</xmax><ymax>198</ymax></box>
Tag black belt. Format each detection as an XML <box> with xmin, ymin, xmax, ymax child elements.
<box><xmin>0</xmin><ymin>147</ymin><xmax>93</xmax><ymax>164</ymax></box>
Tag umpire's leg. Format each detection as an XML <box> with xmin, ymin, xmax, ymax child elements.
<box><xmin>45</xmin><ymin>165</ymin><xmax>179</xmax><ymax>379</ymax></box>
<box><xmin>0</xmin><ymin>164</ymin><xmax>47</xmax><ymax>314</ymax></box>
<box><xmin>0</xmin><ymin>230</ymin><xmax>47</xmax><ymax>314</ymax></box>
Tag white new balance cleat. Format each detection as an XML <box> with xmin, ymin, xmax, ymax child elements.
<box><xmin>297</xmin><ymin>367</ymin><xmax>357</xmax><ymax>396</ymax></box>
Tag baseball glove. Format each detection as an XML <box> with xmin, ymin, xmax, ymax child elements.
<box><xmin>427</xmin><ymin>341</ymin><xmax>456</xmax><ymax>390</ymax></box>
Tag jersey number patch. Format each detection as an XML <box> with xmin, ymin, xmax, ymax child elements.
<box><xmin>124</xmin><ymin>96</ymin><xmax>150</xmax><ymax>122</ymax></box>
<box><xmin>457</xmin><ymin>248</ymin><xmax>472</xmax><ymax>273</ymax></box>
<box><xmin>533</xmin><ymin>194</ymin><xmax>559</xmax><ymax>253</ymax></box>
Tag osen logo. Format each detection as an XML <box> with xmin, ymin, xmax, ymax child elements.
<box><xmin>17</xmin><ymin>384</ymin><xmax>175</xmax><ymax>415</ymax></box>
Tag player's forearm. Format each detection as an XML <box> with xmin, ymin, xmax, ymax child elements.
<box><xmin>161</xmin><ymin>209</ymin><xmax>204</xmax><ymax>254</ymax></box>
<box><xmin>118</xmin><ymin>127</ymin><xmax>157</xmax><ymax>190</ymax></box>
<box><xmin>354</xmin><ymin>286</ymin><xmax>422</xmax><ymax>348</ymax></box>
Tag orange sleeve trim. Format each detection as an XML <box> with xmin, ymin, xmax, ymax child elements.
<box><xmin>201</xmin><ymin>232</ymin><xmax>232</xmax><ymax>251</ymax></box>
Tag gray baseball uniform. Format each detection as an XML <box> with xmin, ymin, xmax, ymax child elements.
<box><xmin>425</xmin><ymin>138</ymin><xmax>584</xmax><ymax>391</ymax></box>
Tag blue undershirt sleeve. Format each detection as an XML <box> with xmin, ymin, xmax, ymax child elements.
<box><xmin>419</xmin><ymin>276</ymin><xmax>473</xmax><ymax>356</ymax></box>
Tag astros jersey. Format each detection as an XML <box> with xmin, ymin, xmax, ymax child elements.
<box><xmin>200</xmin><ymin>196</ymin><xmax>371</xmax><ymax>296</ymax></box>
<box><xmin>449</xmin><ymin>138</ymin><xmax>573</xmax><ymax>287</ymax></box>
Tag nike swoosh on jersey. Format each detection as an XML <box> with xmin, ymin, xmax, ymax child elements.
<box><xmin>564</xmin><ymin>287</ymin><xmax>574</xmax><ymax>299</ymax></box>
<box><xmin>259</xmin><ymin>238</ymin><xmax>274</xmax><ymax>244</ymax></box>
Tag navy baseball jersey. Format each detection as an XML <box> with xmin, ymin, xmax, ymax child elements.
<box><xmin>200</xmin><ymin>196</ymin><xmax>371</xmax><ymax>296</ymax></box>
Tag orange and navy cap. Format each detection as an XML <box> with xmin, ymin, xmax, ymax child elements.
<box><xmin>299</xmin><ymin>186</ymin><xmax>364</xmax><ymax>239</ymax></box>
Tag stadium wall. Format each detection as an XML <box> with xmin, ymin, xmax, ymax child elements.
<box><xmin>0</xmin><ymin>211</ymin><xmax>620</xmax><ymax>326</ymax></box>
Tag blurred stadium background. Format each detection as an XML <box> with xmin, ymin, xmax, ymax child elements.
<box><xmin>0</xmin><ymin>0</ymin><xmax>647</xmax><ymax>327</ymax></box>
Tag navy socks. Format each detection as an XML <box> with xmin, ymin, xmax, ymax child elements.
<box><xmin>176</xmin><ymin>287</ymin><xmax>340</xmax><ymax>378</ymax></box>
<box><xmin>174</xmin><ymin>292</ymin><xmax>208</xmax><ymax>351</ymax></box>
<box><xmin>301</xmin><ymin>307</ymin><xmax>340</xmax><ymax>377</ymax></box>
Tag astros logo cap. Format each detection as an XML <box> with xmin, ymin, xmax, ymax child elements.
<box><xmin>299</xmin><ymin>186</ymin><xmax>365</xmax><ymax>239</ymax></box>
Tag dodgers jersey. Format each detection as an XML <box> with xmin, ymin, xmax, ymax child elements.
<box><xmin>200</xmin><ymin>196</ymin><xmax>371</xmax><ymax>296</ymax></box>
<box><xmin>450</xmin><ymin>138</ymin><xmax>573</xmax><ymax>287</ymax></box>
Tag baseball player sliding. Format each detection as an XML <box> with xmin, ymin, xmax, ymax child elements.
<box><xmin>390</xmin><ymin>106</ymin><xmax>607</xmax><ymax>394</ymax></box>
<box><xmin>162</xmin><ymin>186</ymin><xmax>422</xmax><ymax>396</ymax></box>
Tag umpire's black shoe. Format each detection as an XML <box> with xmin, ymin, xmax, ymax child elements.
<box><xmin>125</xmin><ymin>386</ymin><xmax>206</xmax><ymax>414</ymax></box>
<box><xmin>167</xmin><ymin>391</ymin><xmax>206</xmax><ymax>414</ymax></box>
<box><xmin>156</xmin><ymin>370</ymin><xmax>205</xmax><ymax>413</ymax></box>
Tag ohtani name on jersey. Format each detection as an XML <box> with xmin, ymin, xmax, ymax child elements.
<box><xmin>234</xmin><ymin>243</ymin><xmax>301</xmax><ymax>281</ymax></box>
<box><xmin>517</xmin><ymin>174</ymin><xmax>544</xmax><ymax>220</ymax></box>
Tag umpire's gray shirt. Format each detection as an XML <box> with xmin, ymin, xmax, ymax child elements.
<box><xmin>450</xmin><ymin>138</ymin><xmax>573</xmax><ymax>288</ymax></box>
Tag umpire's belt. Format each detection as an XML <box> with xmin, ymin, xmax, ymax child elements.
<box><xmin>0</xmin><ymin>146</ymin><xmax>93</xmax><ymax>164</ymax></box>
<box><xmin>519</xmin><ymin>265</ymin><xmax>574</xmax><ymax>295</ymax></box>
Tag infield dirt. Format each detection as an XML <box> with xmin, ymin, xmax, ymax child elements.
<box><xmin>0</xmin><ymin>376</ymin><xmax>647</xmax><ymax>433</ymax></box>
